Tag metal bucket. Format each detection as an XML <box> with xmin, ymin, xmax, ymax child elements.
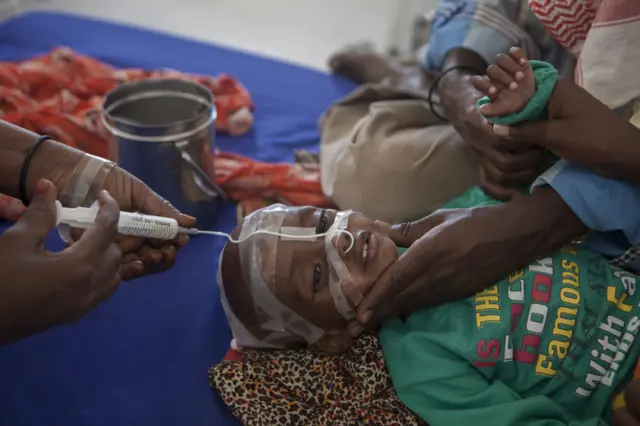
<box><xmin>102</xmin><ymin>79</ymin><xmax>227</xmax><ymax>230</ymax></box>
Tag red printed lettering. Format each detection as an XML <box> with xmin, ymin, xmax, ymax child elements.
<box><xmin>514</xmin><ymin>334</ymin><xmax>541</xmax><ymax>364</ymax></box>
<box><xmin>510</xmin><ymin>304</ymin><xmax>523</xmax><ymax>332</ymax></box>
<box><xmin>477</xmin><ymin>339</ymin><xmax>501</xmax><ymax>360</ymax></box>
<box><xmin>532</xmin><ymin>274</ymin><xmax>552</xmax><ymax>303</ymax></box>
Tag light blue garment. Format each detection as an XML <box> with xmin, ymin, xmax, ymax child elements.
<box><xmin>423</xmin><ymin>0</ymin><xmax>571</xmax><ymax>74</ymax></box>
<box><xmin>533</xmin><ymin>161</ymin><xmax>640</xmax><ymax>273</ymax></box>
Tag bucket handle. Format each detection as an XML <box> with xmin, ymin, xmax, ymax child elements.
<box><xmin>175</xmin><ymin>140</ymin><xmax>229</xmax><ymax>201</ymax></box>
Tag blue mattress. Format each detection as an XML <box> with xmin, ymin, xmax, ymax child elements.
<box><xmin>0</xmin><ymin>12</ymin><xmax>357</xmax><ymax>426</ymax></box>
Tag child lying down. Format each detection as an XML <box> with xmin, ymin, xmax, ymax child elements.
<box><xmin>212</xmin><ymin>201</ymin><xmax>640</xmax><ymax>426</ymax></box>
<box><xmin>212</xmin><ymin>51</ymin><xmax>640</xmax><ymax>426</ymax></box>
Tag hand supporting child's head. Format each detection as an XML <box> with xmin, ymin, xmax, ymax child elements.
<box><xmin>472</xmin><ymin>47</ymin><xmax>535</xmax><ymax>118</ymax></box>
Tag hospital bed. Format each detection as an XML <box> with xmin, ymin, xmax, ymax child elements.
<box><xmin>0</xmin><ymin>11</ymin><xmax>357</xmax><ymax>426</ymax></box>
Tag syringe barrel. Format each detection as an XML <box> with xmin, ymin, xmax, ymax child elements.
<box><xmin>117</xmin><ymin>212</ymin><xmax>180</xmax><ymax>239</ymax></box>
<box><xmin>55</xmin><ymin>201</ymin><xmax>180</xmax><ymax>240</ymax></box>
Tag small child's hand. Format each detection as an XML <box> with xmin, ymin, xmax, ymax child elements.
<box><xmin>472</xmin><ymin>47</ymin><xmax>535</xmax><ymax>117</ymax></box>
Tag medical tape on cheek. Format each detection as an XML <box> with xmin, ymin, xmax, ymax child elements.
<box><xmin>325</xmin><ymin>211</ymin><xmax>364</xmax><ymax>320</ymax></box>
<box><xmin>239</xmin><ymin>204</ymin><xmax>325</xmax><ymax>345</ymax></box>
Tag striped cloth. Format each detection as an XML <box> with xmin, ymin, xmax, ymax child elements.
<box><xmin>423</xmin><ymin>0</ymin><xmax>573</xmax><ymax>75</ymax></box>
<box><xmin>530</xmin><ymin>0</ymin><xmax>640</xmax><ymax>112</ymax></box>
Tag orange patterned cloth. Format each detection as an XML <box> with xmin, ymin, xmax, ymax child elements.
<box><xmin>0</xmin><ymin>48</ymin><xmax>332</xmax><ymax>222</ymax></box>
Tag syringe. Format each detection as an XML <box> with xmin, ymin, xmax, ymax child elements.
<box><xmin>54</xmin><ymin>202</ymin><xmax>355</xmax><ymax>249</ymax></box>
<box><xmin>55</xmin><ymin>201</ymin><xmax>205</xmax><ymax>240</ymax></box>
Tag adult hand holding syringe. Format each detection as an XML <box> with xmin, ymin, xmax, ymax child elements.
<box><xmin>56</xmin><ymin>202</ymin><xmax>356</xmax><ymax>250</ymax></box>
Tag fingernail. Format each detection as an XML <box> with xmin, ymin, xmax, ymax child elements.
<box><xmin>520</xmin><ymin>58</ymin><xmax>526</xmax><ymax>65</ymax></box>
<box><xmin>494</xmin><ymin>124</ymin><xmax>509</xmax><ymax>137</ymax></box>
<box><xmin>176</xmin><ymin>235</ymin><xmax>189</xmax><ymax>246</ymax></box>
<box><xmin>134</xmin><ymin>261</ymin><xmax>144</xmax><ymax>273</ymax></box>
<box><xmin>361</xmin><ymin>311</ymin><xmax>372</xmax><ymax>324</ymax></box>
<box><xmin>350</xmin><ymin>325</ymin><xmax>364</xmax><ymax>337</ymax></box>
<box><xmin>509</xmin><ymin>82</ymin><xmax>518</xmax><ymax>90</ymax></box>
<box><xmin>489</xmin><ymin>87</ymin><xmax>496</xmax><ymax>95</ymax></box>
<box><xmin>181</xmin><ymin>213</ymin><xmax>196</xmax><ymax>222</ymax></box>
<box><xmin>36</xmin><ymin>179</ymin><xmax>48</xmax><ymax>194</ymax></box>
<box><xmin>515</xmin><ymin>71</ymin><xmax>524</xmax><ymax>80</ymax></box>
<box><xmin>162</xmin><ymin>245</ymin><xmax>176</xmax><ymax>259</ymax></box>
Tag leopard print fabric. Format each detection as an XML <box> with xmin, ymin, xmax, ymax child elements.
<box><xmin>209</xmin><ymin>334</ymin><xmax>423</xmax><ymax>426</ymax></box>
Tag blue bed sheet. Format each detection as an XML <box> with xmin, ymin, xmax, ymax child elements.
<box><xmin>0</xmin><ymin>11</ymin><xmax>357</xmax><ymax>426</ymax></box>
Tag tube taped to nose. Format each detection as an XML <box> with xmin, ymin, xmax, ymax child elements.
<box><xmin>237</xmin><ymin>204</ymin><xmax>325</xmax><ymax>346</ymax></box>
<box><xmin>325</xmin><ymin>211</ymin><xmax>363</xmax><ymax>320</ymax></box>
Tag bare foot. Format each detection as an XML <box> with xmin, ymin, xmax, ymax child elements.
<box><xmin>328</xmin><ymin>48</ymin><xmax>402</xmax><ymax>84</ymax></box>
<box><xmin>472</xmin><ymin>47</ymin><xmax>535</xmax><ymax>117</ymax></box>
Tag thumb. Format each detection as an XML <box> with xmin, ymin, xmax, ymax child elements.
<box><xmin>388</xmin><ymin>223</ymin><xmax>416</xmax><ymax>248</ymax></box>
<box><xmin>15</xmin><ymin>179</ymin><xmax>58</xmax><ymax>245</ymax></box>
<box><xmin>356</xmin><ymin>233</ymin><xmax>437</xmax><ymax>325</ymax></box>
<box><xmin>493</xmin><ymin>121</ymin><xmax>565</xmax><ymax>151</ymax></box>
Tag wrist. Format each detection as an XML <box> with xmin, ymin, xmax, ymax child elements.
<box><xmin>27</xmin><ymin>141</ymin><xmax>85</xmax><ymax>201</ymax></box>
<box><xmin>0</xmin><ymin>121</ymin><xmax>85</xmax><ymax>201</ymax></box>
<box><xmin>435</xmin><ymin>48</ymin><xmax>488</xmax><ymax>126</ymax></box>
<box><xmin>437</xmin><ymin>71</ymin><xmax>484</xmax><ymax>128</ymax></box>
<box><xmin>492</xmin><ymin>187</ymin><xmax>587</xmax><ymax>261</ymax></box>
<box><xmin>441</xmin><ymin>48</ymin><xmax>487</xmax><ymax>75</ymax></box>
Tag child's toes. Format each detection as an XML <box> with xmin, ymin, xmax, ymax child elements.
<box><xmin>472</xmin><ymin>75</ymin><xmax>497</xmax><ymax>97</ymax></box>
<box><xmin>487</xmin><ymin>65</ymin><xmax>518</xmax><ymax>90</ymax></box>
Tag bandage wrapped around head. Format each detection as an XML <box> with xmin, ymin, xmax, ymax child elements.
<box><xmin>218</xmin><ymin>204</ymin><xmax>364</xmax><ymax>349</ymax></box>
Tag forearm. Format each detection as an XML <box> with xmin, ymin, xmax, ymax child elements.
<box><xmin>429</xmin><ymin>187</ymin><xmax>585</xmax><ymax>307</ymax></box>
<box><xmin>545</xmin><ymin>80</ymin><xmax>640</xmax><ymax>183</ymax></box>
<box><xmin>472</xmin><ymin>187</ymin><xmax>587</xmax><ymax>265</ymax></box>
<box><xmin>0</xmin><ymin>121</ymin><xmax>83</xmax><ymax>200</ymax></box>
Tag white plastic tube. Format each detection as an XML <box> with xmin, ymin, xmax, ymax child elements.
<box><xmin>55</xmin><ymin>201</ymin><xmax>180</xmax><ymax>240</ymax></box>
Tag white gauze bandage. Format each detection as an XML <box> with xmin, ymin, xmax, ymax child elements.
<box><xmin>217</xmin><ymin>251</ymin><xmax>283</xmax><ymax>350</ymax></box>
<box><xmin>218</xmin><ymin>205</ymin><xmax>365</xmax><ymax>349</ymax></box>
<box><xmin>263</xmin><ymin>210</ymin><xmax>363</xmax><ymax>321</ymax></box>
<box><xmin>226</xmin><ymin>204</ymin><xmax>325</xmax><ymax>348</ymax></box>
<box><xmin>57</xmin><ymin>154</ymin><xmax>115</xmax><ymax>243</ymax></box>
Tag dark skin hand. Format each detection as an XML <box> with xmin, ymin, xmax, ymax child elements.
<box><xmin>349</xmin><ymin>187</ymin><xmax>586</xmax><ymax>334</ymax></box>
<box><xmin>0</xmin><ymin>180</ymin><xmax>122</xmax><ymax>345</ymax></box>
<box><xmin>613</xmin><ymin>380</ymin><xmax>640</xmax><ymax>426</ymax></box>
<box><xmin>0</xmin><ymin>121</ymin><xmax>195</xmax><ymax>280</ymax></box>
<box><xmin>493</xmin><ymin>77</ymin><xmax>640</xmax><ymax>183</ymax></box>
<box><xmin>438</xmin><ymin>48</ymin><xmax>548</xmax><ymax>200</ymax></box>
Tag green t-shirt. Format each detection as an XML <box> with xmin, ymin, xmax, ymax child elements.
<box><xmin>381</xmin><ymin>188</ymin><xmax>640</xmax><ymax>426</ymax></box>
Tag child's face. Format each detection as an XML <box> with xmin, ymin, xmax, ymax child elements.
<box><xmin>221</xmin><ymin>206</ymin><xmax>398</xmax><ymax>353</ymax></box>
<box><xmin>269</xmin><ymin>207</ymin><xmax>398</xmax><ymax>331</ymax></box>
